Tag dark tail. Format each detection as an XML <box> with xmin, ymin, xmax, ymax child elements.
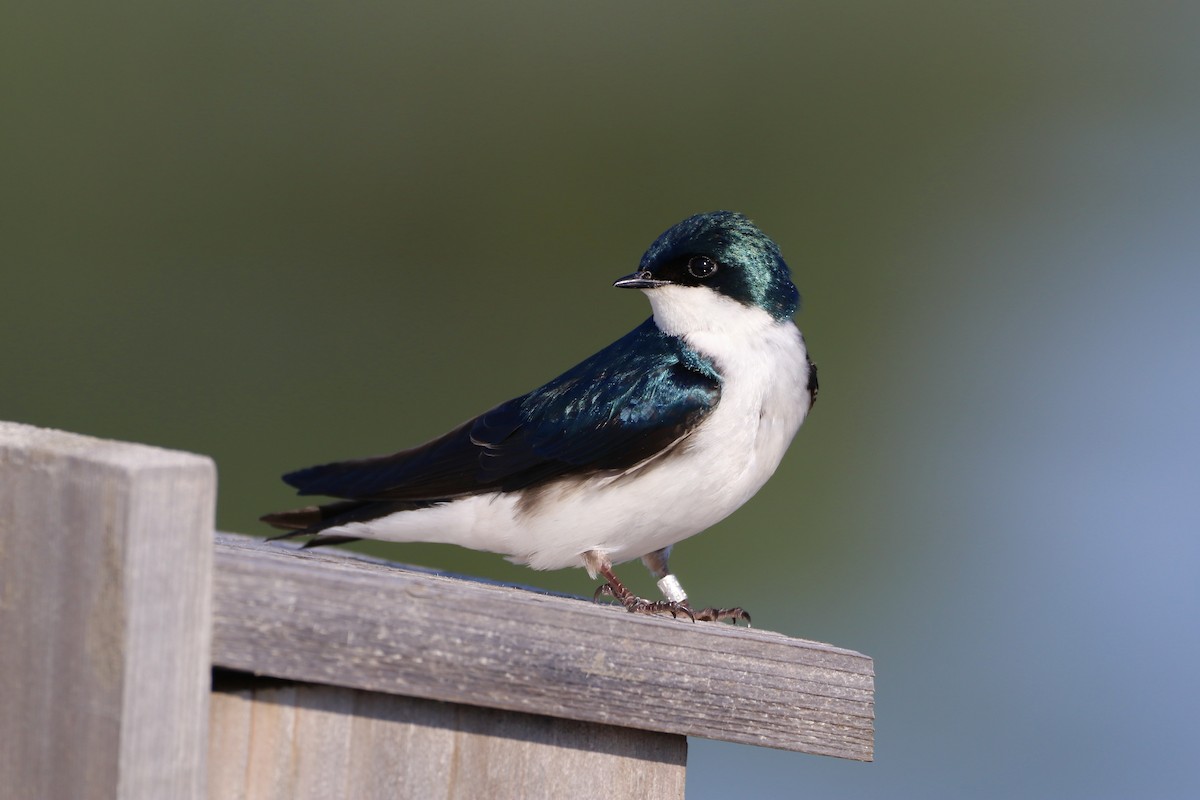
<box><xmin>261</xmin><ymin>497</ymin><xmax>438</xmax><ymax>547</ymax></box>
<box><xmin>260</xmin><ymin>499</ymin><xmax>372</xmax><ymax>547</ymax></box>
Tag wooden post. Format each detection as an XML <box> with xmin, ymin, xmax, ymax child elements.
<box><xmin>0</xmin><ymin>422</ymin><xmax>873</xmax><ymax>800</ymax></box>
<box><xmin>0</xmin><ymin>422</ymin><xmax>216</xmax><ymax>800</ymax></box>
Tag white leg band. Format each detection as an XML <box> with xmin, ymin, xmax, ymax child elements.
<box><xmin>657</xmin><ymin>574</ymin><xmax>688</xmax><ymax>603</ymax></box>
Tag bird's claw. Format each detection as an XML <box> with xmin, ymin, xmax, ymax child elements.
<box><xmin>593</xmin><ymin>583</ymin><xmax>749</xmax><ymax>625</ymax></box>
<box><xmin>632</xmin><ymin>597</ymin><xmax>697</xmax><ymax>621</ymax></box>
<box><xmin>688</xmin><ymin>606</ymin><xmax>752</xmax><ymax>626</ymax></box>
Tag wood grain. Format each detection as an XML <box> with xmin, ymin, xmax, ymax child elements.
<box><xmin>209</xmin><ymin>673</ymin><xmax>686</xmax><ymax>800</ymax></box>
<box><xmin>0</xmin><ymin>421</ymin><xmax>216</xmax><ymax>800</ymax></box>
<box><xmin>212</xmin><ymin>533</ymin><xmax>874</xmax><ymax>761</ymax></box>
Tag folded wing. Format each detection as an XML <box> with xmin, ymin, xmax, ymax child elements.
<box><xmin>264</xmin><ymin>319</ymin><xmax>721</xmax><ymax>537</ymax></box>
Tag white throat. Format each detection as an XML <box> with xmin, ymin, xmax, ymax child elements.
<box><xmin>644</xmin><ymin>285</ymin><xmax>780</xmax><ymax>341</ymax></box>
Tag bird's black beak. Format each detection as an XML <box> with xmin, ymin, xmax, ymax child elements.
<box><xmin>613</xmin><ymin>271</ymin><xmax>670</xmax><ymax>289</ymax></box>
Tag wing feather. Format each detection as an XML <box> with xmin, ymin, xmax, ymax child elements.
<box><xmin>280</xmin><ymin>319</ymin><xmax>721</xmax><ymax>503</ymax></box>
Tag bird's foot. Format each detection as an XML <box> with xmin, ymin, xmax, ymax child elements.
<box><xmin>592</xmin><ymin>583</ymin><xmax>751</xmax><ymax>625</ymax></box>
<box><xmin>687</xmin><ymin>605</ymin><xmax>752</xmax><ymax>626</ymax></box>
<box><xmin>589</xmin><ymin>558</ymin><xmax>751</xmax><ymax>625</ymax></box>
<box><xmin>593</xmin><ymin>583</ymin><xmax>696</xmax><ymax>621</ymax></box>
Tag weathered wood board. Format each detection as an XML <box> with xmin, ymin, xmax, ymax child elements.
<box><xmin>211</xmin><ymin>533</ymin><xmax>874</xmax><ymax>761</ymax></box>
<box><xmin>209</xmin><ymin>673</ymin><xmax>686</xmax><ymax>800</ymax></box>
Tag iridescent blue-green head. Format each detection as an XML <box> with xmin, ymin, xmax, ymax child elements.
<box><xmin>614</xmin><ymin>211</ymin><xmax>799</xmax><ymax>321</ymax></box>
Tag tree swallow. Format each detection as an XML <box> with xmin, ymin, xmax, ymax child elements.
<box><xmin>263</xmin><ymin>211</ymin><xmax>818</xmax><ymax>624</ymax></box>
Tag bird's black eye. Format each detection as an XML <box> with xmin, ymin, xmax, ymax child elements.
<box><xmin>687</xmin><ymin>255</ymin><xmax>718</xmax><ymax>279</ymax></box>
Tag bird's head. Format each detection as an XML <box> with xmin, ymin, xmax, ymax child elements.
<box><xmin>614</xmin><ymin>212</ymin><xmax>799</xmax><ymax>332</ymax></box>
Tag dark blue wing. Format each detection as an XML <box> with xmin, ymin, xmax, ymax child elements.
<box><xmin>282</xmin><ymin>318</ymin><xmax>721</xmax><ymax>500</ymax></box>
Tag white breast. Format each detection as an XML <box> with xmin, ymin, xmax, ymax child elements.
<box><xmin>644</xmin><ymin>285</ymin><xmax>813</xmax><ymax>520</ymax></box>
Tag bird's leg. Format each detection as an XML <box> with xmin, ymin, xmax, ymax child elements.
<box><xmin>584</xmin><ymin>550</ymin><xmax>695</xmax><ymax>621</ymax></box>
<box><xmin>640</xmin><ymin>547</ymin><xmax>753</xmax><ymax>626</ymax></box>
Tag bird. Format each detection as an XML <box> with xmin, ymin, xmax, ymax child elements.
<box><xmin>262</xmin><ymin>211</ymin><xmax>818</xmax><ymax>624</ymax></box>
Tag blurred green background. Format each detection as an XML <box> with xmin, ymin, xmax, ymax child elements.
<box><xmin>5</xmin><ymin>2</ymin><xmax>1198</xmax><ymax>796</ymax></box>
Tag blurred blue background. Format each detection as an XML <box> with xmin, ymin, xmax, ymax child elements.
<box><xmin>5</xmin><ymin>2</ymin><xmax>1198</xmax><ymax>796</ymax></box>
